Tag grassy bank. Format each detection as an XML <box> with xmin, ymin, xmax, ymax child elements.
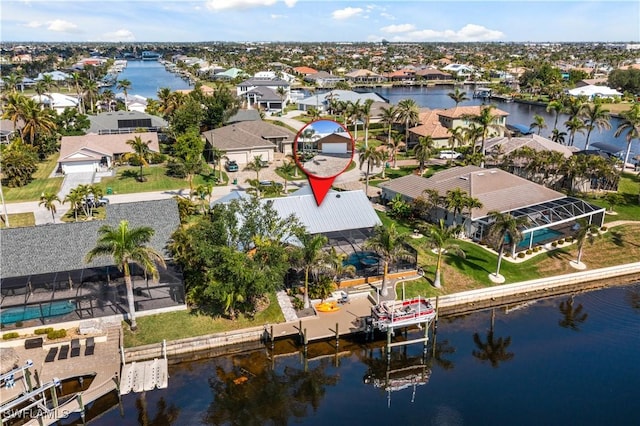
<box><xmin>99</xmin><ymin>165</ymin><xmax>224</xmax><ymax>195</ymax></box>
<box><xmin>123</xmin><ymin>293</ymin><xmax>283</xmax><ymax>347</ymax></box>
<box><xmin>3</xmin><ymin>155</ymin><xmax>63</xmax><ymax>202</ymax></box>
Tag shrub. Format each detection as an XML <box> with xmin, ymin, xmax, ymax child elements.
<box><xmin>566</xmin><ymin>236</ymin><xmax>573</xmax><ymax>243</ymax></box>
<box><xmin>551</xmin><ymin>242</ymin><xmax>558</xmax><ymax>247</ymax></box>
<box><xmin>34</xmin><ymin>328</ymin><xmax>54</xmax><ymax>335</ymax></box>
<box><xmin>166</xmin><ymin>159</ymin><xmax>187</xmax><ymax>178</ymax></box>
<box><xmin>558</xmin><ymin>239</ymin><xmax>565</xmax><ymax>244</ymax></box>
<box><xmin>526</xmin><ymin>249</ymin><xmax>532</xmax><ymax>255</ymax></box>
<box><xmin>150</xmin><ymin>152</ymin><xmax>167</xmax><ymax>164</ymax></box>
<box><xmin>291</xmin><ymin>297</ymin><xmax>305</xmax><ymax>311</ymax></box>
<box><xmin>14</xmin><ymin>321</ymin><xmax>23</xmax><ymax>328</ymax></box>
<box><xmin>46</xmin><ymin>329</ymin><xmax>67</xmax><ymax>340</ymax></box>
<box><xmin>601</xmin><ymin>226</ymin><xmax>608</xmax><ymax>232</ymax></box>
<box><xmin>2</xmin><ymin>332</ymin><xmax>19</xmax><ymax>340</ymax></box>
<box><xmin>517</xmin><ymin>252</ymin><xmax>526</xmax><ymax>258</ymax></box>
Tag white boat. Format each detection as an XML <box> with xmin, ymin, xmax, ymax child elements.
<box><xmin>371</xmin><ymin>296</ymin><xmax>435</xmax><ymax>330</ymax></box>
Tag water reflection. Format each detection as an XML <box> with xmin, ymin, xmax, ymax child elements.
<box><xmin>558</xmin><ymin>296</ymin><xmax>589</xmax><ymax>331</ymax></box>
<box><xmin>135</xmin><ymin>394</ymin><xmax>179</xmax><ymax>426</ymax></box>
<box><xmin>472</xmin><ymin>309</ymin><xmax>515</xmax><ymax>368</ymax></box>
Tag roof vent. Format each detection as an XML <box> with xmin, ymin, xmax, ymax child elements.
<box><xmin>459</xmin><ymin>176</ymin><xmax>468</xmax><ymax>180</ymax></box>
<box><xmin>477</xmin><ymin>172</ymin><xmax>484</xmax><ymax>176</ymax></box>
<box><xmin>336</xmin><ymin>194</ymin><xmax>341</xmax><ymax>198</ymax></box>
<box><xmin>490</xmin><ymin>170</ymin><xmax>497</xmax><ymax>174</ymax></box>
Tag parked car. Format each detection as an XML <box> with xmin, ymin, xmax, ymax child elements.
<box><xmin>84</xmin><ymin>195</ymin><xmax>110</xmax><ymax>207</ymax></box>
<box><xmin>438</xmin><ymin>150</ymin><xmax>462</xmax><ymax>160</ymax></box>
<box><xmin>225</xmin><ymin>160</ymin><xmax>239</xmax><ymax>172</ymax></box>
<box><xmin>259</xmin><ymin>180</ymin><xmax>283</xmax><ymax>187</ymax></box>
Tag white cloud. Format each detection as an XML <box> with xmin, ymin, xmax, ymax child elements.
<box><xmin>386</xmin><ymin>24</ymin><xmax>504</xmax><ymax>42</ymax></box>
<box><xmin>271</xmin><ymin>14</ymin><xmax>286</xmax><ymax>19</ymax></box>
<box><xmin>47</xmin><ymin>19</ymin><xmax>79</xmax><ymax>33</ymax></box>
<box><xmin>380</xmin><ymin>24</ymin><xmax>415</xmax><ymax>34</ymax></box>
<box><xmin>380</xmin><ymin>12</ymin><xmax>395</xmax><ymax>20</ymax></box>
<box><xmin>332</xmin><ymin>7</ymin><xmax>363</xmax><ymax>20</ymax></box>
<box><xmin>103</xmin><ymin>29</ymin><xmax>135</xmax><ymax>42</ymax></box>
<box><xmin>24</xmin><ymin>21</ymin><xmax>42</xmax><ymax>28</ymax></box>
<box><xmin>206</xmin><ymin>0</ymin><xmax>297</xmax><ymax>11</ymax></box>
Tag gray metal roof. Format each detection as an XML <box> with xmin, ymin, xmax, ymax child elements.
<box><xmin>87</xmin><ymin>111</ymin><xmax>168</xmax><ymax>134</ymax></box>
<box><xmin>202</xmin><ymin>120</ymin><xmax>295</xmax><ymax>151</ymax></box>
<box><xmin>267</xmin><ymin>189</ymin><xmax>381</xmax><ymax>234</ymax></box>
<box><xmin>0</xmin><ymin>199</ymin><xmax>180</xmax><ymax>279</ymax></box>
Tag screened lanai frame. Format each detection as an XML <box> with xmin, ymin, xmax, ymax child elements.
<box><xmin>472</xmin><ymin>197</ymin><xmax>606</xmax><ymax>251</ymax></box>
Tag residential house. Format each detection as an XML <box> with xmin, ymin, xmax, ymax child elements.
<box><xmin>566</xmin><ymin>85</ymin><xmax>622</xmax><ymax>100</ymax></box>
<box><xmin>415</xmin><ymin>68</ymin><xmax>452</xmax><ymax>81</ymax></box>
<box><xmin>202</xmin><ymin>120</ymin><xmax>296</xmax><ymax>162</ymax></box>
<box><xmin>297</xmin><ymin>90</ymin><xmax>387</xmax><ymax>113</ymax></box>
<box><xmin>303</xmin><ymin>71</ymin><xmax>345</xmax><ymax>88</ymax></box>
<box><xmin>379</xmin><ymin>166</ymin><xmax>605</xmax><ymax>251</ymax></box>
<box><xmin>30</xmin><ymin>93</ymin><xmax>80</xmax><ymax>114</ymax></box>
<box><xmin>315</xmin><ymin>132</ymin><xmax>353</xmax><ymax>154</ymax></box>
<box><xmin>344</xmin><ymin>69</ymin><xmax>386</xmax><ymax>84</ymax></box>
<box><xmin>87</xmin><ymin>111</ymin><xmax>168</xmax><ymax>135</ymax></box>
<box><xmin>58</xmin><ymin>132</ymin><xmax>159</xmax><ymax>174</ymax></box>
<box><xmin>236</xmin><ymin>77</ymin><xmax>291</xmax><ymax>110</ymax></box>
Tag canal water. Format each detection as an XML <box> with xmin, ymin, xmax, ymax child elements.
<box><xmin>84</xmin><ymin>283</ymin><xmax>639</xmax><ymax>426</ymax></box>
<box><xmin>114</xmin><ymin>60</ymin><xmax>193</xmax><ymax>100</ymax></box>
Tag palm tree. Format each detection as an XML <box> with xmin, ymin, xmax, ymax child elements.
<box><xmin>298</xmin><ymin>234</ymin><xmax>329</xmax><ymax>309</ymax></box>
<box><xmin>39</xmin><ymin>192</ymin><xmax>61</xmax><ymax>223</ymax></box>
<box><xmin>572</xmin><ymin>218</ymin><xmax>600</xmax><ymax>267</ymax></box>
<box><xmin>564</xmin><ymin>116</ymin><xmax>586</xmax><ymax>147</ymax></box>
<box><xmin>529</xmin><ymin>114</ymin><xmax>547</xmax><ymax>135</ymax></box>
<box><xmin>126</xmin><ymin>135</ymin><xmax>152</xmax><ymax>182</ymax></box>
<box><xmin>581</xmin><ymin>102</ymin><xmax>611</xmax><ymax>150</ymax></box>
<box><xmin>85</xmin><ymin>220</ymin><xmax>166</xmax><ymax>331</ymax></box>
<box><xmin>63</xmin><ymin>189</ymin><xmax>84</xmax><ymax>222</ymax></box>
<box><xmin>551</xmin><ymin>128</ymin><xmax>567</xmax><ymax>145</ymax></box>
<box><xmin>276</xmin><ymin>86</ymin><xmax>287</xmax><ymax>112</ymax></box>
<box><xmin>361</xmin><ymin>99</ymin><xmax>374</xmax><ymax>148</ymax></box>
<box><xmin>364</xmin><ymin>224</ymin><xmax>409</xmax><ymax>297</ymax></box>
<box><xmin>395</xmin><ymin>99</ymin><xmax>420</xmax><ymax>152</ymax></box>
<box><xmin>423</xmin><ymin>219</ymin><xmax>465</xmax><ymax>288</ymax></box>
<box><xmin>413</xmin><ymin>135</ymin><xmax>433</xmax><ymax>175</ymax></box>
<box><xmin>444</xmin><ymin>188</ymin><xmax>469</xmax><ymax>226</ymax></box>
<box><xmin>101</xmin><ymin>89</ymin><xmax>116</xmax><ymax>112</ymax></box>
<box><xmin>348</xmin><ymin>100</ymin><xmax>362</xmax><ymax>141</ymax></box>
<box><xmin>117</xmin><ymin>79</ymin><xmax>132</xmax><ymax>111</ymax></box>
<box><xmin>385</xmin><ymin>132</ymin><xmax>405</xmax><ymax>169</ymax></box>
<box><xmin>83</xmin><ymin>79</ymin><xmax>100</xmax><ymax>114</ymax></box>
<box><xmin>447</xmin><ymin>126</ymin><xmax>465</xmax><ymax>150</ymax></box>
<box><xmin>358</xmin><ymin>145</ymin><xmax>384</xmax><ymax>198</ymax></box>
<box><xmin>380</xmin><ymin>105</ymin><xmax>396</xmax><ymax>150</ymax></box>
<box><xmin>546</xmin><ymin>99</ymin><xmax>565</xmax><ymax>131</ymax></box>
<box><xmin>277</xmin><ymin>160</ymin><xmax>297</xmax><ymax>192</ymax></box>
<box><xmin>486</xmin><ymin>211</ymin><xmax>528</xmax><ymax>280</ymax></box>
<box><xmin>614</xmin><ymin>103</ymin><xmax>640</xmax><ymax>171</ymax></box>
<box><xmin>447</xmin><ymin>87</ymin><xmax>469</xmax><ymax>107</ymax></box>
<box><xmin>466</xmin><ymin>105</ymin><xmax>508</xmax><ymax>166</ymax></box>
<box><xmin>244</xmin><ymin>155</ymin><xmax>265</xmax><ymax>181</ymax></box>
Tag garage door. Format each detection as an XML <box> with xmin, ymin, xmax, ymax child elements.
<box><xmin>250</xmin><ymin>150</ymin><xmax>272</xmax><ymax>162</ymax></box>
<box><xmin>62</xmin><ymin>161</ymin><xmax>97</xmax><ymax>173</ymax></box>
<box><xmin>226</xmin><ymin>152</ymin><xmax>247</xmax><ymax>164</ymax></box>
<box><xmin>321</xmin><ymin>143</ymin><xmax>347</xmax><ymax>154</ymax></box>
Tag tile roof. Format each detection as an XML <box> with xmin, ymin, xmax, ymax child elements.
<box><xmin>202</xmin><ymin>120</ymin><xmax>296</xmax><ymax>151</ymax></box>
<box><xmin>59</xmin><ymin>132</ymin><xmax>159</xmax><ymax>162</ymax></box>
<box><xmin>437</xmin><ymin>106</ymin><xmax>509</xmax><ymax>119</ymax></box>
<box><xmin>293</xmin><ymin>66</ymin><xmax>318</xmax><ymax>74</ymax></box>
<box><xmin>380</xmin><ymin>166</ymin><xmax>565</xmax><ymax>219</ymax></box>
<box><xmin>0</xmin><ymin>199</ymin><xmax>180</xmax><ymax>279</ymax></box>
<box><xmin>485</xmin><ymin>134</ymin><xmax>577</xmax><ymax>158</ymax></box>
<box><xmin>409</xmin><ymin>109</ymin><xmax>450</xmax><ymax>139</ymax></box>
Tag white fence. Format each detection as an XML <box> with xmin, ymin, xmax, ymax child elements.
<box><xmin>433</xmin><ymin>262</ymin><xmax>640</xmax><ymax>308</ymax></box>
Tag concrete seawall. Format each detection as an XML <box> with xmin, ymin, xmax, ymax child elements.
<box><xmin>124</xmin><ymin>262</ymin><xmax>640</xmax><ymax>362</ymax></box>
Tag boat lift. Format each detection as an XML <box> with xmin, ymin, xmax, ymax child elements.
<box><xmin>0</xmin><ymin>360</ymin><xmax>34</xmax><ymax>392</ymax></box>
<box><xmin>0</xmin><ymin>377</ymin><xmax>61</xmax><ymax>424</ymax></box>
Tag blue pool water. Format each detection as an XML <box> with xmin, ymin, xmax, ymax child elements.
<box><xmin>344</xmin><ymin>251</ymin><xmax>379</xmax><ymax>269</ymax></box>
<box><xmin>1</xmin><ymin>300</ymin><xmax>76</xmax><ymax>325</ymax></box>
<box><xmin>518</xmin><ymin>228</ymin><xmax>563</xmax><ymax>248</ymax></box>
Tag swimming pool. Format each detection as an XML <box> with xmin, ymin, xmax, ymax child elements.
<box><xmin>518</xmin><ymin>228</ymin><xmax>563</xmax><ymax>248</ymax></box>
<box><xmin>1</xmin><ymin>300</ymin><xmax>76</xmax><ymax>325</ymax></box>
<box><xmin>344</xmin><ymin>251</ymin><xmax>379</xmax><ymax>269</ymax></box>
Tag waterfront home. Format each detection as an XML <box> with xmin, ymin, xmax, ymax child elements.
<box><xmin>58</xmin><ymin>132</ymin><xmax>159</xmax><ymax>174</ymax></box>
<box><xmin>297</xmin><ymin>89</ymin><xmax>387</xmax><ymax>113</ymax></box>
<box><xmin>485</xmin><ymin>134</ymin><xmax>577</xmax><ymax>160</ymax></box>
<box><xmin>236</xmin><ymin>77</ymin><xmax>291</xmax><ymax>110</ymax></box>
<box><xmin>415</xmin><ymin>68</ymin><xmax>453</xmax><ymax>81</ymax></box>
<box><xmin>0</xmin><ymin>119</ymin><xmax>19</xmax><ymax>143</ymax></box>
<box><xmin>566</xmin><ymin>85</ymin><xmax>622</xmax><ymax>100</ymax></box>
<box><xmin>379</xmin><ymin>165</ymin><xmax>605</xmax><ymax>251</ymax></box>
<box><xmin>408</xmin><ymin>106</ymin><xmax>509</xmax><ymax>149</ymax></box>
<box><xmin>442</xmin><ymin>63</ymin><xmax>474</xmax><ymax>78</ymax></box>
<box><xmin>0</xmin><ymin>199</ymin><xmax>184</xmax><ymax>329</ymax></box>
<box><xmin>34</xmin><ymin>70</ymin><xmax>70</xmax><ymax>82</ymax></box>
<box><xmin>303</xmin><ymin>71</ymin><xmax>345</xmax><ymax>88</ymax></box>
<box><xmin>344</xmin><ymin>69</ymin><xmax>386</xmax><ymax>84</ymax></box>
<box><xmin>292</xmin><ymin>66</ymin><xmax>318</xmax><ymax>77</ymax></box>
<box><xmin>87</xmin><ymin>111</ymin><xmax>168</xmax><ymax>135</ymax></box>
<box><xmin>30</xmin><ymin>93</ymin><xmax>80</xmax><ymax>114</ymax></box>
<box><xmin>202</xmin><ymin>120</ymin><xmax>296</xmax><ymax>162</ymax></box>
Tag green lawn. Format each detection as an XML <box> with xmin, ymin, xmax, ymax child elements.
<box><xmin>0</xmin><ymin>212</ymin><xmax>36</xmax><ymax>228</ymax></box>
<box><xmin>3</xmin><ymin>155</ymin><xmax>64</xmax><ymax>202</ymax></box>
<box><xmin>583</xmin><ymin>174</ymin><xmax>640</xmax><ymax>222</ymax></box>
<box><xmin>99</xmin><ymin>166</ymin><xmax>225</xmax><ymax>195</ymax></box>
<box><xmin>123</xmin><ymin>293</ymin><xmax>283</xmax><ymax>347</ymax></box>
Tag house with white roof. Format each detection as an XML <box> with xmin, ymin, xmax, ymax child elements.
<box><xmin>30</xmin><ymin>93</ymin><xmax>79</xmax><ymax>114</ymax></box>
<box><xmin>297</xmin><ymin>90</ymin><xmax>387</xmax><ymax>113</ymax></box>
<box><xmin>566</xmin><ymin>85</ymin><xmax>622</xmax><ymax>100</ymax></box>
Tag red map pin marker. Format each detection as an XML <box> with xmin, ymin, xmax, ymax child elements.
<box><xmin>293</xmin><ymin>119</ymin><xmax>355</xmax><ymax>206</ymax></box>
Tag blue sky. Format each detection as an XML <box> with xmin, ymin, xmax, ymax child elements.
<box><xmin>2</xmin><ymin>1</ymin><xmax>638</xmax><ymax>43</ymax></box>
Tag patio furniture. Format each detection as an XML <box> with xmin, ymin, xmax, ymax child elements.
<box><xmin>44</xmin><ymin>347</ymin><xmax>58</xmax><ymax>363</ymax></box>
<box><xmin>70</xmin><ymin>339</ymin><xmax>80</xmax><ymax>357</ymax></box>
<box><xmin>24</xmin><ymin>337</ymin><xmax>43</xmax><ymax>350</ymax></box>
<box><xmin>58</xmin><ymin>344</ymin><xmax>69</xmax><ymax>360</ymax></box>
<box><xmin>85</xmin><ymin>337</ymin><xmax>95</xmax><ymax>356</ymax></box>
